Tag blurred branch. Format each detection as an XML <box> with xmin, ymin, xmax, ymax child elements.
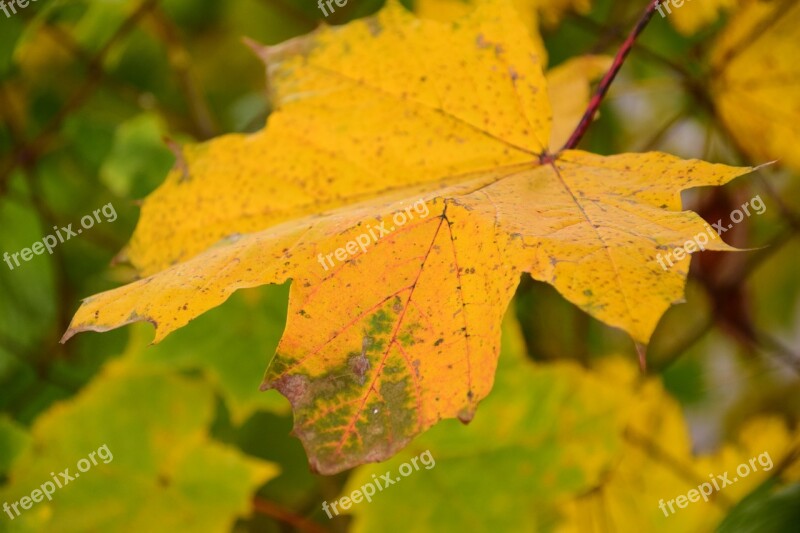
<box><xmin>0</xmin><ymin>84</ymin><xmax>71</xmax><ymax>359</ymax></box>
<box><xmin>771</xmin><ymin>443</ymin><xmax>800</xmax><ymax>479</ymax></box>
<box><xmin>638</xmin><ymin>107</ymin><xmax>686</xmax><ymax>152</ymax></box>
<box><xmin>146</xmin><ymin>6</ymin><xmax>218</xmax><ymax>140</ymax></box>
<box><xmin>0</xmin><ymin>0</ymin><xmax>159</xmax><ymax>194</ymax></box>
<box><xmin>650</xmin><ymin>316</ymin><xmax>715</xmax><ymax>374</ymax></box>
<box><xmin>37</xmin><ymin>22</ymin><xmax>186</xmax><ymax>127</ymax></box>
<box><xmin>625</xmin><ymin>428</ymin><xmax>735</xmax><ymax>508</ymax></box>
<box><xmin>568</xmin><ymin>10</ymin><xmax>694</xmax><ymax>81</ymax></box>
<box><xmin>748</xmin><ymin>328</ymin><xmax>800</xmax><ymax>374</ymax></box>
<box><xmin>753</xmin><ymin>171</ymin><xmax>800</xmax><ymax>230</ymax></box>
<box><xmin>252</xmin><ymin>497</ymin><xmax>331</xmax><ymax>533</ymax></box>
<box><xmin>561</xmin><ymin>0</ymin><xmax>662</xmax><ymax>151</ymax></box>
<box><xmin>257</xmin><ymin>0</ymin><xmax>318</xmax><ymax>30</ymax></box>
<box><xmin>718</xmin><ymin>228</ymin><xmax>797</xmax><ymax>290</ymax></box>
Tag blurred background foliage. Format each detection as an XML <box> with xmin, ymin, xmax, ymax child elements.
<box><xmin>1</xmin><ymin>0</ymin><xmax>799</xmax><ymax>531</ymax></box>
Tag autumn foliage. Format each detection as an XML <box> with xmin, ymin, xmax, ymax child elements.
<box><xmin>2</xmin><ymin>0</ymin><xmax>800</xmax><ymax>531</ymax></box>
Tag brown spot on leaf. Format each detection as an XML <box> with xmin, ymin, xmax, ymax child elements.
<box><xmin>269</xmin><ymin>374</ymin><xmax>310</xmax><ymax>408</ymax></box>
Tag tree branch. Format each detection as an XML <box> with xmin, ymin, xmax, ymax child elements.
<box><xmin>561</xmin><ymin>0</ymin><xmax>661</xmax><ymax>151</ymax></box>
<box><xmin>252</xmin><ymin>497</ymin><xmax>330</xmax><ymax>533</ymax></box>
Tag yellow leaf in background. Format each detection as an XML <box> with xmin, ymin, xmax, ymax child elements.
<box><xmin>710</xmin><ymin>0</ymin><xmax>800</xmax><ymax>171</ymax></box>
<box><xmin>0</xmin><ymin>361</ymin><xmax>278</xmax><ymax>532</ymax></box>
<box><xmin>554</xmin><ymin>360</ymin><xmax>800</xmax><ymax>533</ymax></box>
<box><xmin>536</xmin><ymin>0</ymin><xmax>591</xmax><ymax>26</ymax></box>
<box><xmin>63</xmin><ymin>0</ymin><xmax>755</xmax><ymax>473</ymax></box>
<box><xmin>667</xmin><ymin>0</ymin><xmax>736</xmax><ymax>35</ymax></box>
<box><xmin>344</xmin><ymin>315</ymin><xmax>630</xmax><ymax>532</ymax></box>
<box><xmin>341</xmin><ymin>320</ymin><xmax>800</xmax><ymax>531</ymax></box>
<box><xmin>546</xmin><ymin>55</ymin><xmax>612</xmax><ymax>150</ymax></box>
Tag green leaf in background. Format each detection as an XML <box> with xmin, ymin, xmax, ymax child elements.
<box><xmin>342</xmin><ymin>315</ymin><xmax>627</xmax><ymax>532</ymax></box>
<box><xmin>123</xmin><ymin>284</ymin><xmax>291</xmax><ymax>424</ymax></box>
<box><xmin>0</xmin><ymin>192</ymin><xmax>60</xmax><ymax>421</ymax></box>
<box><xmin>0</xmin><ymin>195</ymin><xmax>57</xmax><ymax>352</ymax></box>
<box><xmin>0</xmin><ymin>418</ymin><xmax>28</xmax><ymax>479</ymax></box>
<box><xmin>342</xmin><ymin>315</ymin><xmax>800</xmax><ymax>533</ymax></box>
<box><xmin>70</xmin><ymin>0</ymin><xmax>137</xmax><ymax>56</ymax></box>
<box><xmin>0</xmin><ymin>16</ymin><xmax>24</xmax><ymax>80</ymax></box>
<box><xmin>100</xmin><ymin>113</ymin><xmax>176</xmax><ymax>198</ymax></box>
<box><xmin>0</xmin><ymin>361</ymin><xmax>277</xmax><ymax>532</ymax></box>
<box><xmin>717</xmin><ymin>481</ymin><xmax>800</xmax><ymax>533</ymax></box>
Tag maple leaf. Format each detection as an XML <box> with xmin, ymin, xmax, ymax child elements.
<box><xmin>416</xmin><ymin>0</ymin><xmax>548</xmax><ymax>61</ymax></box>
<box><xmin>62</xmin><ymin>0</ymin><xmax>754</xmax><ymax>473</ymax></box>
<box><xmin>710</xmin><ymin>0</ymin><xmax>800</xmax><ymax>171</ymax></box>
<box><xmin>0</xmin><ymin>361</ymin><xmax>277</xmax><ymax>531</ymax></box>
<box><xmin>415</xmin><ymin>0</ymin><xmax>591</xmax><ymax>52</ymax></box>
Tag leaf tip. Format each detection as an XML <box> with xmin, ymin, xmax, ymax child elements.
<box><xmin>268</xmin><ymin>374</ymin><xmax>311</xmax><ymax>407</ymax></box>
<box><xmin>59</xmin><ymin>329</ymin><xmax>76</xmax><ymax>344</ymax></box>
<box><xmin>752</xmin><ymin>160</ymin><xmax>779</xmax><ymax>172</ymax></box>
<box><xmin>241</xmin><ymin>36</ymin><xmax>268</xmax><ymax>60</ymax></box>
<box><xmin>457</xmin><ymin>406</ymin><xmax>476</xmax><ymax>424</ymax></box>
<box><xmin>111</xmin><ymin>247</ymin><xmax>130</xmax><ymax>267</ymax></box>
<box><xmin>635</xmin><ymin>342</ymin><xmax>648</xmax><ymax>373</ymax></box>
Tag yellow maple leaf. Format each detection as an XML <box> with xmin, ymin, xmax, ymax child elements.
<box><xmin>415</xmin><ymin>0</ymin><xmax>591</xmax><ymax>49</ymax></box>
<box><xmin>710</xmin><ymin>0</ymin><xmax>800</xmax><ymax>171</ymax></box>
<box><xmin>417</xmin><ymin>0</ymin><xmax>611</xmax><ymax>150</ymax></box>
<box><xmin>63</xmin><ymin>0</ymin><xmax>753</xmax><ymax>473</ymax></box>
<box><xmin>415</xmin><ymin>0</ymin><xmax>547</xmax><ymax>61</ymax></box>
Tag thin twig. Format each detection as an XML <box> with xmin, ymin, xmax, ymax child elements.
<box><xmin>252</xmin><ymin>497</ymin><xmax>330</xmax><ymax>533</ymax></box>
<box><xmin>257</xmin><ymin>0</ymin><xmax>317</xmax><ymax>29</ymax></box>
<box><xmin>638</xmin><ymin>107</ymin><xmax>686</xmax><ymax>152</ymax></box>
<box><xmin>0</xmin><ymin>0</ymin><xmax>158</xmax><ymax>194</ymax></box>
<box><xmin>625</xmin><ymin>429</ymin><xmax>735</xmax><ymax>508</ymax></box>
<box><xmin>561</xmin><ymin>0</ymin><xmax>661</xmax><ymax>151</ymax></box>
<box><xmin>147</xmin><ymin>6</ymin><xmax>218</xmax><ymax>139</ymax></box>
<box><xmin>569</xmin><ymin>11</ymin><xmax>694</xmax><ymax>80</ymax></box>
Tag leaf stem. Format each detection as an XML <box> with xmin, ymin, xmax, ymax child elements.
<box><xmin>251</xmin><ymin>497</ymin><xmax>329</xmax><ymax>533</ymax></box>
<box><xmin>560</xmin><ymin>0</ymin><xmax>661</xmax><ymax>151</ymax></box>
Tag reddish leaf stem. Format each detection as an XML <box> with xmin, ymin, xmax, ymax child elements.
<box><xmin>252</xmin><ymin>497</ymin><xmax>329</xmax><ymax>533</ymax></box>
<box><xmin>560</xmin><ymin>0</ymin><xmax>661</xmax><ymax>151</ymax></box>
